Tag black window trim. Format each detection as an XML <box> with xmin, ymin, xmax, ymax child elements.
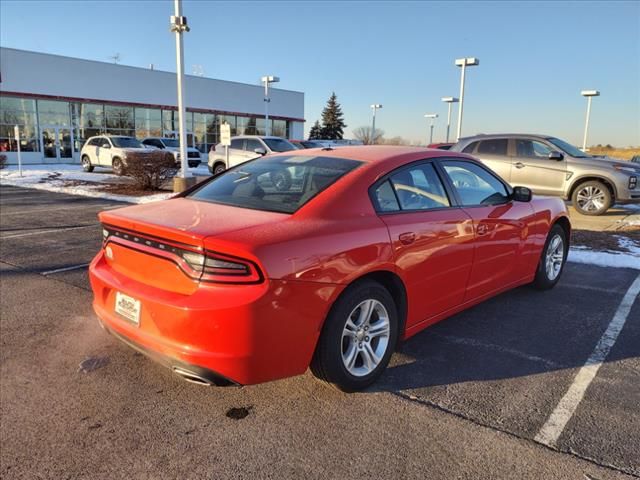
<box><xmin>368</xmin><ymin>158</ymin><xmax>459</xmax><ymax>215</ymax></box>
<box><xmin>438</xmin><ymin>157</ymin><xmax>514</xmax><ymax>209</ymax></box>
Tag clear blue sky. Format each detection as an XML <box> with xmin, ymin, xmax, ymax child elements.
<box><xmin>1</xmin><ymin>0</ymin><xmax>639</xmax><ymax>146</ymax></box>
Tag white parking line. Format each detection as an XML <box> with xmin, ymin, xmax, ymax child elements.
<box><xmin>535</xmin><ymin>273</ymin><xmax>640</xmax><ymax>448</ymax></box>
<box><xmin>432</xmin><ymin>333</ymin><xmax>565</xmax><ymax>370</ymax></box>
<box><xmin>1</xmin><ymin>224</ymin><xmax>98</xmax><ymax>239</ymax></box>
<box><xmin>41</xmin><ymin>263</ymin><xmax>91</xmax><ymax>275</ymax></box>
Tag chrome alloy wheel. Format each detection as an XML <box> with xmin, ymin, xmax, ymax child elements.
<box><xmin>341</xmin><ymin>299</ymin><xmax>391</xmax><ymax>377</ymax></box>
<box><xmin>576</xmin><ymin>185</ymin><xmax>606</xmax><ymax>213</ymax></box>
<box><xmin>545</xmin><ymin>234</ymin><xmax>565</xmax><ymax>281</ymax></box>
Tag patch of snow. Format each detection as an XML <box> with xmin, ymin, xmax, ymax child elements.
<box><xmin>1</xmin><ymin>164</ymin><xmax>173</xmax><ymax>204</ymax></box>
<box><xmin>568</xmin><ymin>247</ymin><xmax>640</xmax><ymax>270</ymax></box>
<box><xmin>617</xmin><ymin>236</ymin><xmax>640</xmax><ymax>255</ymax></box>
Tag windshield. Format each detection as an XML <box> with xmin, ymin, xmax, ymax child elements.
<box><xmin>263</xmin><ymin>138</ymin><xmax>297</xmax><ymax>152</ymax></box>
<box><xmin>547</xmin><ymin>137</ymin><xmax>590</xmax><ymax>158</ymax></box>
<box><xmin>162</xmin><ymin>138</ymin><xmax>180</xmax><ymax>148</ymax></box>
<box><xmin>111</xmin><ymin>137</ymin><xmax>143</xmax><ymax>148</ymax></box>
<box><xmin>188</xmin><ymin>155</ymin><xmax>362</xmax><ymax>214</ymax></box>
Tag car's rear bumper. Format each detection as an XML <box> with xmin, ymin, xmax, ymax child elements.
<box><xmin>89</xmin><ymin>251</ymin><xmax>341</xmax><ymax>385</ymax></box>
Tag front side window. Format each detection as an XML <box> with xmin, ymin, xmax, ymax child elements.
<box><xmin>547</xmin><ymin>137</ymin><xmax>589</xmax><ymax>158</ymax></box>
<box><xmin>189</xmin><ymin>156</ymin><xmax>361</xmax><ymax>214</ymax></box>
<box><xmin>477</xmin><ymin>139</ymin><xmax>508</xmax><ymax>156</ymax></box>
<box><xmin>516</xmin><ymin>139</ymin><xmax>553</xmax><ymax>158</ymax></box>
<box><xmin>442</xmin><ymin>160</ymin><xmax>509</xmax><ymax>206</ymax></box>
<box><xmin>245</xmin><ymin>139</ymin><xmax>263</xmax><ymax>152</ymax></box>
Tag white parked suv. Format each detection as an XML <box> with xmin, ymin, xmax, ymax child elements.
<box><xmin>208</xmin><ymin>135</ymin><xmax>297</xmax><ymax>175</ymax></box>
<box><xmin>80</xmin><ymin>136</ymin><xmax>151</xmax><ymax>175</ymax></box>
<box><xmin>141</xmin><ymin>137</ymin><xmax>202</xmax><ymax>168</ymax></box>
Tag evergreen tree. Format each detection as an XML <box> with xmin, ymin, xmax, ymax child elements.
<box><xmin>320</xmin><ymin>92</ymin><xmax>347</xmax><ymax>140</ymax></box>
<box><xmin>308</xmin><ymin>120</ymin><xmax>323</xmax><ymax>140</ymax></box>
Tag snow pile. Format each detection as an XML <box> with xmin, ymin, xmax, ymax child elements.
<box><xmin>569</xmin><ymin>246</ymin><xmax>640</xmax><ymax>270</ymax></box>
<box><xmin>1</xmin><ymin>164</ymin><xmax>173</xmax><ymax>204</ymax></box>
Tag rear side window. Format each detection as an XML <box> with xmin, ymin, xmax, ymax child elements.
<box><xmin>462</xmin><ymin>141</ymin><xmax>479</xmax><ymax>153</ymax></box>
<box><xmin>372</xmin><ymin>162</ymin><xmax>450</xmax><ymax>213</ymax></box>
<box><xmin>229</xmin><ymin>139</ymin><xmax>243</xmax><ymax>150</ymax></box>
<box><xmin>189</xmin><ymin>155</ymin><xmax>361</xmax><ymax>214</ymax></box>
<box><xmin>477</xmin><ymin>139</ymin><xmax>508</xmax><ymax>156</ymax></box>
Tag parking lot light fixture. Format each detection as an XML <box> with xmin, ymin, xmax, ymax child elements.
<box><xmin>454</xmin><ymin>57</ymin><xmax>479</xmax><ymax>141</ymax></box>
<box><xmin>424</xmin><ymin>114</ymin><xmax>438</xmax><ymax>145</ymax></box>
<box><xmin>170</xmin><ymin>0</ymin><xmax>191</xmax><ymax>186</ymax></box>
<box><xmin>261</xmin><ymin>76</ymin><xmax>280</xmax><ymax>136</ymax></box>
<box><xmin>441</xmin><ymin>97</ymin><xmax>459</xmax><ymax>143</ymax></box>
<box><xmin>370</xmin><ymin>104</ymin><xmax>383</xmax><ymax>145</ymax></box>
<box><xmin>581</xmin><ymin>90</ymin><xmax>600</xmax><ymax>151</ymax></box>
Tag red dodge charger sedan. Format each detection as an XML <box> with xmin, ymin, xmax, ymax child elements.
<box><xmin>89</xmin><ymin>146</ymin><xmax>570</xmax><ymax>391</ymax></box>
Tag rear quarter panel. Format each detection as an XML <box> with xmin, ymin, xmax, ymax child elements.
<box><xmin>528</xmin><ymin>195</ymin><xmax>571</xmax><ymax>264</ymax></box>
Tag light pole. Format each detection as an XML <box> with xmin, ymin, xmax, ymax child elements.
<box><xmin>441</xmin><ymin>97</ymin><xmax>459</xmax><ymax>143</ymax></box>
<box><xmin>454</xmin><ymin>57</ymin><xmax>479</xmax><ymax>141</ymax></box>
<box><xmin>424</xmin><ymin>114</ymin><xmax>438</xmax><ymax>145</ymax></box>
<box><xmin>261</xmin><ymin>75</ymin><xmax>280</xmax><ymax>136</ymax></box>
<box><xmin>370</xmin><ymin>104</ymin><xmax>382</xmax><ymax>144</ymax></box>
<box><xmin>581</xmin><ymin>90</ymin><xmax>600</xmax><ymax>151</ymax></box>
<box><xmin>170</xmin><ymin>0</ymin><xmax>191</xmax><ymax>191</ymax></box>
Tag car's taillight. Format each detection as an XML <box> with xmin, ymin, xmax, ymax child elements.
<box><xmin>182</xmin><ymin>250</ymin><xmax>262</xmax><ymax>284</ymax></box>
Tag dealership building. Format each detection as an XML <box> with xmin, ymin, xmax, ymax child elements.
<box><xmin>0</xmin><ymin>48</ymin><xmax>305</xmax><ymax>164</ymax></box>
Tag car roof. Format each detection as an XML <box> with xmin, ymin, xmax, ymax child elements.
<box><xmin>232</xmin><ymin>135</ymin><xmax>287</xmax><ymax>140</ymax></box>
<box><xmin>458</xmin><ymin>133</ymin><xmax>554</xmax><ymax>141</ymax></box>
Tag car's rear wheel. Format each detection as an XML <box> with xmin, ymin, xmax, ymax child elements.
<box><xmin>81</xmin><ymin>155</ymin><xmax>94</xmax><ymax>173</ymax></box>
<box><xmin>532</xmin><ymin>224</ymin><xmax>568</xmax><ymax>290</ymax></box>
<box><xmin>311</xmin><ymin>280</ymin><xmax>398</xmax><ymax>392</ymax></box>
<box><xmin>571</xmin><ymin>180</ymin><xmax>612</xmax><ymax>215</ymax></box>
<box><xmin>112</xmin><ymin>157</ymin><xmax>124</xmax><ymax>176</ymax></box>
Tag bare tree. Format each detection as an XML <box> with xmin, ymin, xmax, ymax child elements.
<box><xmin>353</xmin><ymin>126</ymin><xmax>384</xmax><ymax>145</ymax></box>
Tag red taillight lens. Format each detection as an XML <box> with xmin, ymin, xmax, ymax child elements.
<box><xmin>182</xmin><ymin>251</ymin><xmax>262</xmax><ymax>284</ymax></box>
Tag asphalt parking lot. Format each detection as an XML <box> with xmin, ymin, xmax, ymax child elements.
<box><xmin>1</xmin><ymin>185</ymin><xmax>639</xmax><ymax>479</ymax></box>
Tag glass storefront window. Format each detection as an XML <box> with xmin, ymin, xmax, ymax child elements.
<box><xmin>162</xmin><ymin>109</ymin><xmax>193</xmax><ymax>133</ymax></box>
<box><xmin>105</xmin><ymin>105</ymin><xmax>134</xmax><ymax>129</ymax></box>
<box><xmin>272</xmin><ymin>120</ymin><xmax>286</xmax><ymax>138</ymax></box>
<box><xmin>135</xmin><ymin>108</ymin><xmax>162</xmax><ymax>138</ymax></box>
<box><xmin>0</xmin><ymin>95</ymin><xmax>39</xmax><ymax>152</ymax></box>
<box><xmin>37</xmin><ymin>100</ymin><xmax>71</xmax><ymax>127</ymax></box>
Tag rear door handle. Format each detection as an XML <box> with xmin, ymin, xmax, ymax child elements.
<box><xmin>514</xmin><ymin>162</ymin><xmax>525</xmax><ymax>169</ymax></box>
<box><xmin>399</xmin><ymin>232</ymin><xmax>416</xmax><ymax>245</ymax></box>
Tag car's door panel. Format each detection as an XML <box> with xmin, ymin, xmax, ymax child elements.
<box><xmin>97</xmin><ymin>138</ymin><xmax>111</xmax><ymax>165</ymax></box>
<box><xmin>510</xmin><ymin>138</ymin><xmax>567</xmax><ymax>195</ymax></box>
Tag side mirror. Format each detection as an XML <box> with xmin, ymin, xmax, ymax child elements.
<box><xmin>512</xmin><ymin>186</ymin><xmax>532</xmax><ymax>202</ymax></box>
<box><xmin>549</xmin><ymin>151</ymin><xmax>564</xmax><ymax>161</ymax></box>
<box><xmin>254</xmin><ymin>147</ymin><xmax>267</xmax><ymax>155</ymax></box>
<box><xmin>101</xmin><ymin>143</ymin><xmax>111</xmax><ymax>149</ymax></box>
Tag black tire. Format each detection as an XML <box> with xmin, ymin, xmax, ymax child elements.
<box><xmin>210</xmin><ymin>162</ymin><xmax>226</xmax><ymax>175</ymax></box>
<box><xmin>571</xmin><ymin>180</ymin><xmax>612</xmax><ymax>216</ymax></box>
<box><xmin>112</xmin><ymin>157</ymin><xmax>124</xmax><ymax>176</ymax></box>
<box><xmin>81</xmin><ymin>155</ymin><xmax>94</xmax><ymax>173</ymax></box>
<box><xmin>311</xmin><ymin>280</ymin><xmax>398</xmax><ymax>392</ymax></box>
<box><xmin>532</xmin><ymin>224</ymin><xmax>568</xmax><ymax>290</ymax></box>
<box><xmin>270</xmin><ymin>169</ymin><xmax>292</xmax><ymax>191</ymax></box>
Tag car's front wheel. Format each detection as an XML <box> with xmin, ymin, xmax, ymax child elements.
<box><xmin>532</xmin><ymin>224</ymin><xmax>568</xmax><ymax>290</ymax></box>
<box><xmin>81</xmin><ymin>155</ymin><xmax>94</xmax><ymax>173</ymax></box>
<box><xmin>311</xmin><ymin>280</ymin><xmax>398</xmax><ymax>392</ymax></box>
<box><xmin>112</xmin><ymin>157</ymin><xmax>124</xmax><ymax>176</ymax></box>
<box><xmin>571</xmin><ymin>180</ymin><xmax>612</xmax><ymax>215</ymax></box>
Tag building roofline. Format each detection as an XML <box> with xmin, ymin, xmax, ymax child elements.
<box><xmin>0</xmin><ymin>46</ymin><xmax>305</xmax><ymax>96</ymax></box>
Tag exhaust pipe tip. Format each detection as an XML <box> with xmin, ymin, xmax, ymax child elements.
<box><xmin>172</xmin><ymin>366</ymin><xmax>213</xmax><ymax>386</ymax></box>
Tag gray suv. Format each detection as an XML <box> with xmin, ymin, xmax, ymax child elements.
<box><xmin>450</xmin><ymin>134</ymin><xmax>640</xmax><ymax>215</ymax></box>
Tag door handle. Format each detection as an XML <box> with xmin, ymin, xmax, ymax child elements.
<box><xmin>514</xmin><ymin>162</ymin><xmax>525</xmax><ymax>169</ymax></box>
<box><xmin>399</xmin><ymin>232</ymin><xmax>416</xmax><ymax>245</ymax></box>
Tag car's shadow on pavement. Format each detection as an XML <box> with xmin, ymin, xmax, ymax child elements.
<box><xmin>371</xmin><ymin>266</ymin><xmax>640</xmax><ymax>393</ymax></box>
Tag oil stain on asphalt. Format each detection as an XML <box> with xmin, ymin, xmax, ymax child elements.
<box><xmin>226</xmin><ymin>407</ymin><xmax>252</xmax><ymax>420</ymax></box>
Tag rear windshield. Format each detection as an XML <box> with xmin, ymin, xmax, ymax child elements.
<box><xmin>188</xmin><ymin>155</ymin><xmax>361</xmax><ymax>214</ymax></box>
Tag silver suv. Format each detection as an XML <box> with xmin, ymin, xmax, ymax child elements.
<box><xmin>450</xmin><ymin>134</ymin><xmax>640</xmax><ymax>215</ymax></box>
<box><xmin>207</xmin><ymin>135</ymin><xmax>297</xmax><ymax>175</ymax></box>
